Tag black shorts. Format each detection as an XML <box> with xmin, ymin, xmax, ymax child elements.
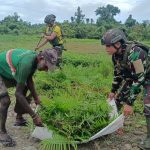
<box><xmin>0</xmin><ymin>75</ymin><xmax>16</xmax><ymax>98</ymax></box>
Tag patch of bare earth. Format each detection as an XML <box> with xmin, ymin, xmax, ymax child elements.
<box><xmin>0</xmin><ymin>104</ymin><xmax>40</xmax><ymax>150</ymax></box>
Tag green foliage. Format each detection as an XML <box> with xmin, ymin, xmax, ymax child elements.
<box><xmin>0</xmin><ymin>12</ymin><xmax>44</xmax><ymax>35</ymax></box>
<box><xmin>34</xmin><ymin>51</ymin><xmax>114</xmax><ymax>145</ymax></box>
<box><xmin>74</xmin><ymin>6</ymin><xmax>85</xmax><ymax>24</ymax></box>
<box><xmin>39</xmin><ymin>92</ymin><xmax>111</xmax><ymax>141</ymax></box>
<box><xmin>61</xmin><ymin>21</ymin><xmax>76</xmax><ymax>38</ymax></box>
<box><xmin>0</xmin><ymin>35</ymin><xmax>146</xmax><ymax>149</ymax></box>
<box><xmin>133</xmin><ymin>94</ymin><xmax>144</xmax><ymax>114</ymax></box>
<box><xmin>40</xmin><ymin>134</ymin><xmax>77</xmax><ymax>150</ymax></box>
<box><xmin>0</xmin><ymin>6</ymin><xmax>150</xmax><ymax>40</ymax></box>
<box><xmin>63</xmin><ymin>52</ymin><xmax>102</xmax><ymax>67</ymax></box>
<box><xmin>125</xmin><ymin>14</ymin><xmax>137</xmax><ymax>28</ymax></box>
<box><xmin>32</xmin><ymin>47</ymin><xmax>114</xmax><ymax>149</ymax></box>
<box><xmin>95</xmin><ymin>4</ymin><xmax>120</xmax><ymax>25</ymax></box>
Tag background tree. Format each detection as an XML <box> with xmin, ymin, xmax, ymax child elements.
<box><xmin>86</xmin><ymin>18</ymin><xmax>90</xmax><ymax>24</ymax></box>
<box><xmin>142</xmin><ymin>20</ymin><xmax>150</xmax><ymax>27</ymax></box>
<box><xmin>125</xmin><ymin>14</ymin><xmax>137</xmax><ymax>27</ymax></box>
<box><xmin>90</xmin><ymin>18</ymin><xmax>94</xmax><ymax>24</ymax></box>
<box><xmin>0</xmin><ymin>12</ymin><xmax>32</xmax><ymax>35</ymax></box>
<box><xmin>74</xmin><ymin>6</ymin><xmax>85</xmax><ymax>24</ymax></box>
<box><xmin>71</xmin><ymin>17</ymin><xmax>75</xmax><ymax>23</ymax></box>
<box><xmin>0</xmin><ymin>6</ymin><xmax>150</xmax><ymax>41</ymax></box>
<box><xmin>95</xmin><ymin>4</ymin><xmax>120</xmax><ymax>25</ymax></box>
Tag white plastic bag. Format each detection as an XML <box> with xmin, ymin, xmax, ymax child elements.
<box><xmin>108</xmin><ymin>98</ymin><xmax>118</xmax><ymax>119</ymax></box>
<box><xmin>88</xmin><ymin>114</ymin><xmax>124</xmax><ymax>141</ymax></box>
<box><xmin>31</xmin><ymin>105</ymin><xmax>53</xmax><ymax>140</ymax></box>
<box><xmin>86</xmin><ymin>98</ymin><xmax>124</xmax><ymax>142</ymax></box>
<box><xmin>31</xmin><ymin>99</ymin><xmax>124</xmax><ymax>142</ymax></box>
<box><xmin>31</xmin><ymin>126</ymin><xmax>53</xmax><ymax>140</ymax></box>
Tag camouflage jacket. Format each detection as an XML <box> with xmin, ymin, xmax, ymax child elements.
<box><xmin>111</xmin><ymin>44</ymin><xmax>150</xmax><ymax>105</ymax></box>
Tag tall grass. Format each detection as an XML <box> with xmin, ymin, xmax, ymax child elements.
<box><xmin>2</xmin><ymin>35</ymin><xmax>143</xmax><ymax>150</ymax></box>
<box><xmin>34</xmin><ymin>51</ymin><xmax>114</xmax><ymax>149</ymax></box>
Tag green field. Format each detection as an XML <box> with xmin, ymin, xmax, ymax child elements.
<box><xmin>0</xmin><ymin>35</ymin><xmax>105</xmax><ymax>54</ymax></box>
<box><xmin>0</xmin><ymin>35</ymin><xmax>145</xmax><ymax>149</ymax></box>
<box><xmin>0</xmin><ymin>35</ymin><xmax>113</xmax><ymax>143</ymax></box>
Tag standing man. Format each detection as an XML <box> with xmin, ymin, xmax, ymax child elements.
<box><xmin>101</xmin><ymin>28</ymin><xmax>150</xmax><ymax>149</ymax></box>
<box><xmin>36</xmin><ymin>14</ymin><xmax>64</xmax><ymax>67</ymax></box>
<box><xmin>0</xmin><ymin>48</ymin><xmax>58</xmax><ymax>147</ymax></box>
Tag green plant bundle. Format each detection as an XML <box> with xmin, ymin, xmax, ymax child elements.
<box><xmin>35</xmin><ymin>52</ymin><xmax>114</xmax><ymax>150</ymax></box>
<box><xmin>39</xmin><ymin>92</ymin><xmax>111</xmax><ymax>141</ymax></box>
<box><xmin>40</xmin><ymin>134</ymin><xmax>78</xmax><ymax>150</ymax></box>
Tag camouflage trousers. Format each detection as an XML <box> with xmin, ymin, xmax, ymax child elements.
<box><xmin>143</xmin><ymin>84</ymin><xmax>150</xmax><ymax>117</ymax></box>
<box><xmin>0</xmin><ymin>75</ymin><xmax>31</xmax><ymax>114</ymax></box>
<box><xmin>117</xmin><ymin>79</ymin><xmax>150</xmax><ymax>117</ymax></box>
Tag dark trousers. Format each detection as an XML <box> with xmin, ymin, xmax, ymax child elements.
<box><xmin>0</xmin><ymin>75</ymin><xmax>31</xmax><ymax>115</ymax></box>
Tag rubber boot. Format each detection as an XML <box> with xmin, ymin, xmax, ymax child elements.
<box><xmin>143</xmin><ymin>117</ymin><xmax>150</xmax><ymax>149</ymax></box>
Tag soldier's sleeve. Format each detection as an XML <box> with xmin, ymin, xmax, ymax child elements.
<box><xmin>111</xmin><ymin>56</ymin><xmax>123</xmax><ymax>93</ymax></box>
<box><xmin>126</xmin><ymin>47</ymin><xmax>147</xmax><ymax>106</ymax></box>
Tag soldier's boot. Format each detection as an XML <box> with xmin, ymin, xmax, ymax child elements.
<box><xmin>139</xmin><ymin>117</ymin><xmax>150</xmax><ymax>150</ymax></box>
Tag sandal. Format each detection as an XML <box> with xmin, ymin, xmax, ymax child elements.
<box><xmin>14</xmin><ymin>118</ymin><xmax>27</xmax><ymax>126</ymax></box>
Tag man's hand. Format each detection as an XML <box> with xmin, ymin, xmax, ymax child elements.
<box><xmin>33</xmin><ymin>115</ymin><xmax>43</xmax><ymax>127</ymax></box>
<box><xmin>123</xmin><ymin>104</ymin><xmax>133</xmax><ymax>116</ymax></box>
<box><xmin>108</xmin><ymin>92</ymin><xmax>115</xmax><ymax>100</ymax></box>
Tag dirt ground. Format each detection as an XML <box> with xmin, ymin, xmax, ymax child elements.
<box><xmin>0</xmin><ymin>103</ymin><xmax>147</xmax><ymax>150</ymax></box>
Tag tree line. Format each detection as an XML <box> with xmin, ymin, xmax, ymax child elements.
<box><xmin>0</xmin><ymin>4</ymin><xmax>150</xmax><ymax>41</ymax></box>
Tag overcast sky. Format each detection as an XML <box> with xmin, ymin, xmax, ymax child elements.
<box><xmin>0</xmin><ymin>0</ymin><xmax>149</xmax><ymax>24</ymax></box>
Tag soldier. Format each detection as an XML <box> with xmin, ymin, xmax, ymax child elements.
<box><xmin>0</xmin><ymin>48</ymin><xmax>58</xmax><ymax>147</ymax></box>
<box><xmin>36</xmin><ymin>14</ymin><xmax>64</xmax><ymax>67</ymax></box>
<box><xmin>101</xmin><ymin>28</ymin><xmax>150</xmax><ymax>149</ymax></box>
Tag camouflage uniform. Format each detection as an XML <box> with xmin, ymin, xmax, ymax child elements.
<box><xmin>102</xmin><ymin>28</ymin><xmax>150</xmax><ymax>149</ymax></box>
<box><xmin>111</xmin><ymin>44</ymin><xmax>150</xmax><ymax>117</ymax></box>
